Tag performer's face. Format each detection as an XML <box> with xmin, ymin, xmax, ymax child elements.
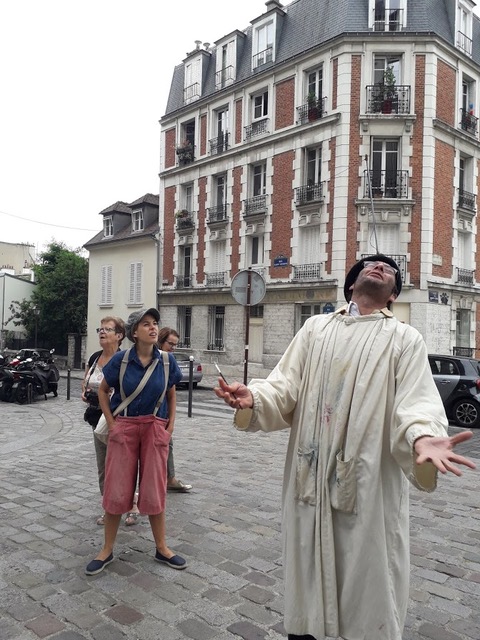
<box><xmin>352</xmin><ymin>261</ymin><xmax>397</xmax><ymax>304</ymax></box>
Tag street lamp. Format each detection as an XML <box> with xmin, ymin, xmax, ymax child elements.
<box><xmin>33</xmin><ymin>305</ymin><xmax>40</xmax><ymax>347</ymax></box>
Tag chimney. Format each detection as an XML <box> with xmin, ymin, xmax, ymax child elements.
<box><xmin>203</xmin><ymin>42</ymin><xmax>210</xmax><ymax>50</ymax></box>
<box><xmin>265</xmin><ymin>0</ymin><xmax>283</xmax><ymax>10</ymax></box>
<box><xmin>194</xmin><ymin>40</ymin><xmax>202</xmax><ymax>50</ymax></box>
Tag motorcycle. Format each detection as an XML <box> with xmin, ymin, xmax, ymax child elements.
<box><xmin>12</xmin><ymin>357</ymin><xmax>60</xmax><ymax>404</ymax></box>
<box><xmin>0</xmin><ymin>366</ymin><xmax>16</xmax><ymax>402</ymax></box>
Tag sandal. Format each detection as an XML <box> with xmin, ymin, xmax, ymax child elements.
<box><xmin>125</xmin><ymin>512</ymin><xmax>139</xmax><ymax>526</ymax></box>
<box><xmin>96</xmin><ymin>514</ymin><xmax>105</xmax><ymax>526</ymax></box>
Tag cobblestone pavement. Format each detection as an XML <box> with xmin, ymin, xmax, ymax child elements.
<box><xmin>0</xmin><ymin>388</ymin><xmax>479</xmax><ymax>640</ymax></box>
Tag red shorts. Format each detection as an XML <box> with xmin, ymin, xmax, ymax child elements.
<box><xmin>102</xmin><ymin>415</ymin><xmax>170</xmax><ymax>515</ymax></box>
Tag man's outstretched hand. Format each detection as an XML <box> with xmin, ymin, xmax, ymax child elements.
<box><xmin>213</xmin><ymin>377</ymin><xmax>254</xmax><ymax>410</ymax></box>
<box><xmin>415</xmin><ymin>431</ymin><xmax>476</xmax><ymax>476</ymax></box>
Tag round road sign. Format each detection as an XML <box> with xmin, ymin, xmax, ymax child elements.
<box><xmin>231</xmin><ymin>269</ymin><xmax>266</xmax><ymax>306</ymax></box>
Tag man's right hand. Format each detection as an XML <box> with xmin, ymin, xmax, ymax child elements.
<box><xmin>213</xmin><ymin>378</ymin><xmax>254</xmax><ymax>410</ymax></box>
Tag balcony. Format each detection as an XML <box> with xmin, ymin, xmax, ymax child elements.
<box><xmin>456</xmin><ymin>267</ymin><xmax>475</xmax><ymax>285</ymax></box>
<box><xmin>460</xmin><ymin>108</ymin><xmax>478</xmax><ymax>136</ymax></box>
<box><xmin>295</xmin><ymin>182</ymin><xmax>324</xmax><ymax>206</ymax></box>
<box><xmin>453</xmin><ymin>346</ymin><xmax>474</xmax><ymax>357</ymax></box>
<box><xmin>373</xmin><ymin>8</ymin><xmax>404</xmax><ymax>31</ymax></box>
<box><xmin>206</xmin><ymin>271</ymin><xmax>226</xmax><ymax>287</ymax></box>
<box><xmin>252</xmin><ymin>46</ymin><xmax>273</xmax><ymax>68</ymax></box>
<box><xmin>184</xmin><ymin>82</ymin><xmax>200</xmax><ymax>103</ymax></box>
<box><xmin>292</xmin><ymin>263</ymin><xmax>322</xmax><ymax>281</ymax></box>
<box><xmin>458</xmin><ymin>189</ymin><xmax>476</xmax><ymax>212</ymax></box>
<box><xmin>244</xmin><ymin>195</ymin><xmax>267</xmax><ymax>217</ymax></box>
<box><xmin>361</xmin><ymin>253</ymin><xmax>407</xmax><ymax>283</ymax></box>
<box><xmin>207</xmin><ymin>204</ymin><xmax>228</xmax><ymax>224</ymax></box>
<box><xmin>457</xmin><ymin>31</ymin><xmax>473</xmax><ymax>57</ymax></box>
<box><xmin>176</xmin><ymin>143</ymin><xmax>195</xmax><ymax>166</ymax></box>
<box><xmin>296</xmin><ymin>97</ymin><xmax>327</xmax><ymax>125</ymax></box>
<box><xmin>209</xmin><ymin>132</ymin><xmax>229</xmax><ymax>155</ymax></box>
<box><xmin>363</xmin><ymin>170</ymin><xmax>409</xmax><ymax>199</ymax></box>
<box><xmin>175</xmin><ymin>275</ymin><xmax>192</xmax><ymax>289</ymax></box>
<box><xmin>244</xmin><ymin>118</ymin><xmax>269</xmax><ymax>141</ymax></box>
<box><xmin>176</xmin><ymin>211</ymin><xmax>195</xmax><ymax>233</ymax></box>
<box><xmin>366</xmin><ymin>85</ymin><xmax>411</xmax><ymax>114</ymax></box>
<box><xmin>215</xmin><ymin>66</ymin><xmax>235</xmax><ymax>89</ymax></box>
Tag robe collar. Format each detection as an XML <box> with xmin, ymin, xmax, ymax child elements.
<box><xmin>337</xmin><ymin>303</ymin><xmax>393</xmax><ymax>318</ymax></box>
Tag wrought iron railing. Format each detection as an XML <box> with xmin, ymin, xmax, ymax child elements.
<box><xmin>253</xmin><ymin>46</ymin><xmax>273</xmax><ymax>68</ymax></box>
<box><xmin>296</xmin><ymin>97</ymin><xmax>327</xmax><ymax>124</ymax></box>
<box><xmin>215</xmin><ymin>65</ymin><xmax>235</xmax><ymax>89</ymax></box>
<box><xmin>206</xmin><ymin>272</ymin><xmax>226</xmax><ymax>287</ymax></box>
<box><xmin>460</xmin><ymin>108</ymin><xmax>478</xmax><ymax>136</ymax></box>
<box><xmin>456</xmin><ymin>267</ymin><xmax>475</xmax><ymax>285</ymax></box>
<box><xmin>363</xmin><ymin>170</ymin><xmax>409</xmax><ymax>199</ymax></box>
<box><xmin>366</xmin><ymin>85</ymin><xmax>411</xmax><ymax>114</ymax></box>
<box><xmin>175</xmin><ymin>275</ymin><xmax>192</xmax><ymax>289</ymax></box>
<box><xmin>244</xmin><ymin>195</ymin><xmax>267</xmax><ymax>216</ymax></box>
<box><xmin>295</xmin><ymin>182</ymin><xmax>324</xmax><ymax>205</ymax></box>
<box><xmin>209</xmin><ymin>132</ymin><xmax>229</xmax><ymax>155</ymax></box>
<box><xmin>453</xmin><ymin>346</ymin><xmax>474</xmax><ymax>357</ymax></box>
<box><xmin>361</xmin><ymin>253</ymin><xmax>407</xmax><ymax>283</ymax></box>
<box><xmin>458</xmin><ymin>189</ymin><xmax>476</xmax><ymax>211</ymax></box>
<box><xmin>457</xmin><ymin>31</ymin><xmax>473</xmax><ymax>56</ymax></box>
<box><xmin>207</xmin><ymin>205</ymin><xmax>228</xmax><ymax>223</ymax></box>
<box><xmin>373</xmin><ymin>8</ymin><xmax>404</xmax><ymax>31</ymax></box>
<box><xmin>244</xmin><ymin>118</ymin><xmax>269</xmax><ymax>140</ymax></box>
<box><xmin>183</xmin><ymin>83</ymin><xmax>200</xmax><ymax>102</ymax></box>
<box><xmin>176</xmin><ymin>143</ymin><xmax>195</xmax><ymax>166</ymax></box>
<box><xmin>292</xmin><ymin>263</ymin><xmax>322</xmax><ymax>280</ymax></box>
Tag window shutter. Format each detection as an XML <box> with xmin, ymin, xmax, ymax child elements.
<box><xmin>101</xmin><ymin>265</ymin><xmax>112</xmax><ymax>305</ymax></box>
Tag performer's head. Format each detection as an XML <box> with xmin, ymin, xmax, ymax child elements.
<box><xmin>344</xmin><ymin>254</ymin><xmax>402</xmax><ymax>309</ymax></box>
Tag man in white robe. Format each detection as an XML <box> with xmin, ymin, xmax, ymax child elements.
<box><xmin>214</xmin><ymin>254</ymin><xmax>475</xmax><ymax>640</ymax></box>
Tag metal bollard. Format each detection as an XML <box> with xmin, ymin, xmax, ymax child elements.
<box><xmin>187</xmin><ymin>356</ymin><xmax>194</xmax><ymax>417</ymax></box>
<box><xmin>67</xmin><ymin>369</ymin><xmax>71</xmax><ymax>400</ymax></box>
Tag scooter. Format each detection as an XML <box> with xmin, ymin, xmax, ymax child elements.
<box><xmin>0</xmin><ymin>366</ymin><xmax>16</xmax><ymax>402</ymax></box>
<box><xmin>12</xmin><ymin>358</ymin><xmax>59</xmax><ymax>404</ymax></box>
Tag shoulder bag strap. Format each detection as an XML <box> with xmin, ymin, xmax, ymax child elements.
<box><xmin>153</xmin><ymin>350</ymin><xmax>170</xmax><ymax>416</ymax></box>
<box><xmin>113</xmin><ymin>349</ymin><xmax>159</xmax><ymax>417</ymax></box>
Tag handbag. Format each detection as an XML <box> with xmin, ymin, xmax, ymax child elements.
<box><xmin>94</xmin><ymin>349</ymin><xmax>170</xmax><ymax>444</ymax></box>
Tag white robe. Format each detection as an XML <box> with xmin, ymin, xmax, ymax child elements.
<box><xmin>234</xmin><ymin>309</ymin><xmax>448</xmax><ymax>640</ymax></box>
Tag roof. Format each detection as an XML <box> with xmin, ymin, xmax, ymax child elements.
<box><xmin>164</xmin><ymin>0</ymin><xmax>480</xmax><ymax>116</ymax></box>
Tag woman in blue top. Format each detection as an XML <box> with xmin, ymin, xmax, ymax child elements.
<box><xmin>85</xmin><ymin>308</ymin><xmax>186</xmax><ymax>575</ymax></box>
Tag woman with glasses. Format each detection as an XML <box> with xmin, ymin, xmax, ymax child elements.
<box><xmin>158</xmin><ymin>327</ymin><xmax>193</xmax><ymax>493</ymax></box>
<box><xmin>82</xmin><ymin>316</ymin><xmax>140</xmax><ymax>526</ymax></box>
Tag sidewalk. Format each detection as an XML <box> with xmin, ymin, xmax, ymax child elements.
<box><xmin>0</xmin><ymin>395</ymin><xmax>479</xmax><ymax>640</ymax></box>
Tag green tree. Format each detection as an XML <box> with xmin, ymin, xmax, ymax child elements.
<box><xmin>8</xmin><ymin>242</ymin><xmax>88</xmax><ymax>350</ymax></box>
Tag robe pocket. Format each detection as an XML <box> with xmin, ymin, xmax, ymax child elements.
<box><xmin>330</xmin><ymin>451</ymin><xmax>357</xmax><ymax>513</ymax></box>
<box><xmin>294</xmin><ymin>446</ymin><xmax>318</xmax><ymax>506</ymax></box>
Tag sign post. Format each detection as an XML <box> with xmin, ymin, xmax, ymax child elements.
<box><xmin>231</xmin><ymin>268</ymin><xmax>266</xmax><ymax>384</ymax></box>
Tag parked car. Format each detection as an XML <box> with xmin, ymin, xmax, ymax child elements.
<box><xmin>173</xmin><ymin>353</ymin><xmax>203</xmax><ymax>387</ymax></box>
<box><xmin>428</xmin><ymin>354</ymin><xmax>480</xmax><ymax>428</ymax></box>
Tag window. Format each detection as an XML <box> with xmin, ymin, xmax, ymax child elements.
<box><xmin>207</xmin><ymin>305</ymin><xmax>225</xmax><ymax>350</ymax></box>
<box><xmin>373</xmin><ymin>55</ymin><xmax>401</xmax><ymax>86</ymax></box>
<box><xmin>458</xmin><ymin>229</ymin><xmax>472</xmax><ymax>270</ymax></box>
<box><xmin>371</xmin><ymin>138</ymin><xmax>400</xmax><ymax>198</ymax></box>
<box><xmin>253</xmin><ymin>21</ymin><xmax>274</xmax><ymax>67</ymax></box>
<box><xmin>456</xmin><ymin>309</ymin><xmax>471</xmax><ymax>349</ymax></box>
<box><xmin>177</xmin><ymin>122</ymin><xmax>196</xmax><ymax>165</ymax></box>
<box><xmin>184</xmin><ymin>58</ymin><xmax>201</xmax><ymax>103</ymax></box>
<box><xmin>373</xmin><ymin>0</ymin><xmax>404</xmax><ymax>31</ymax></box>
<box><xmin>100</xmin><ymin>265</ymin><xmax>112</xmax><ymax>305</ymax></box>
<box><xmin>132</xmin><ymin>209</ymin><xmax>144</xmax><ymax>232</ymax></box>
<box><xmin>178</xmin><ymin>245</ymin><xmax>192</xmax><ymax>288</ymax></box>
<box><xmin>457</xmin><ymin>5</ymin><xmax>473</xmax><ymax>56</ymax></box>
<box><xmin>307</xmin><ymin>67</ymin><xmax>323</xmax><ymax>102</ymax></box>
<box><xmin>306</xmin><ymin>147</ymin><xmax>322</xmax><ymax>186</ymax></box>
<box><xmin>215</xmin><ymin>40</ymin><xmax>236</xmax><ymax>88</ymax></box>
<box><xmin>459</xmin><ymin>157</ymin><xmax>475</xmax><ymax>210</ymax></box>
<box><xmin>253</xmin><ymin>163</ymin><xmax>267</xmax><ymax>196</ymax></box>
<box><xmin>178</xmin><ymin>306</ymin><xmax>192</xmax><ymax>348</ymax></box>
<box><xmin>103</xmin><ymin>216</ymin><xmax>113</xmax><ymax>238</ymax></box>
<box><xmin>211</xmin><ymin>108</ymin><xmax>229</xmax><ymax>154</ymax></box>
<box><xmin>128</xmin><ymin>262</ymin><xmax>143</xmax><ymax>304</ymax></box>
<box><xmin>248</xmin><ymin>235</ymin><xmax>264</xmax><ymax>266</ymax></box>
<box><xmin>253</xmin><ymin>91</ymin><xmax>268</xmax><ymax>120</ymax></box>
<box><xmin>207</xmin><ymin>239</ymin><xmax>227</xmax><ymax>286</ymax></box>
<box><xmin>298</xmin><ymin>226</ymin><xmax>321</xmax><ymax>270</ymax></box>
<box><xmin>183</xmin><ymin>183</ymin><xmax>194</xmax><ymax>212</ymax></box>
<box><xmin>298</xmin><ymin>304</ymin><xmax>322</xmax><ymax>329</ymax></box>
<box><xmin>460</xmin><ymin>78</ymin><xmax>477</xmax><ymax>133</ymax></box>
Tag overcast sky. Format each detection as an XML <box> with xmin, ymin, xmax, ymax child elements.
<box><xmin>0</xmin><ymin>0</ymin><xmax>262</xmax><ymax>254</ymax></box>
<box><xmin>1</xmin><ymin>1</ymin><xmax>479</xmax><ymax>255</ymax></box>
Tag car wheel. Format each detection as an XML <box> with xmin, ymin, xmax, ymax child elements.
<box><xmin>452</xmin><ymin>398</ymin><xmax>480</xmax><ymax>428</ymax></box>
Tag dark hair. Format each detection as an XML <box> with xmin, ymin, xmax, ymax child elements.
<box><xmin>158</xmin><ymin>327</ymin><xmax>179</xmax><ymax>347</ymax></box>
<box><xmin>100</xmin><ymin>316</ymin><xmax>126</xmax><ymax>345</ymax></box>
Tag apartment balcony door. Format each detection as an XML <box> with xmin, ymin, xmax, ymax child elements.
<box><xmin>371</xmin><ymin>139</ymin><xmax>399</xmax><ymax>197</ymax></box>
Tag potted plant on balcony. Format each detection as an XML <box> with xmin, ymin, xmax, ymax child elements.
<box><xmin>175</xmin><ymin>209</ymin><xmax>189</xmax><ymax>219</ymax></box>
<box><xmin>307</xmin><ymin>91</ymin><xmax>320</xmax><ymax>121</ymax></box>
<box><xmin>377</xmin><ymin>65</ymin><xmax>397</xmax><ymax>114</ymax></box>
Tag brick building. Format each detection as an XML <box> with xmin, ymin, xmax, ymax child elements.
<box><xmin>159</xmin><ymin>0</ymin><xmax>480</xmax><ymax>376</ymax></box>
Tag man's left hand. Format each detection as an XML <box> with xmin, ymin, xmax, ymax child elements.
<box><xmin>415</xmin><ymin>431</ymin><xmax>476</xmax><ymax>476</ymax></box>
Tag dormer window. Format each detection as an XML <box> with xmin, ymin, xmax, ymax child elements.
<box><xmin>184</xmin><ymin>58</ymin><xmax>201</xmax><ymax>104</ymax></box>
<box><xmin>371</xmin><ymin>0</ymin><xmax>405</xmax><ymax>32</ymax></box>
<box><xmin>103</xmin><ymin>216</ymin><xmax>113</xmax><ymax>238</ymax></box>
<box><xmin>457</xmin><ymin>3</ymin><xmax>473</xmax><ymax>57</ymax></box>
<box><xmin>215</xmin><ymin>39</ymin><xmax>236</xmax><ymax>89</ymax></box>
<box><xmin>132</xmin><ymin>209</ymin><xmax>144</xmax><ymax>233</ymax></box>
<box><xmin>253</xmin><ymin>21</ymin><xmax>274</xmax><ymax>68</ymax></box>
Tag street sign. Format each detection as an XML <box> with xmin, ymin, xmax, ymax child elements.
<box><xmin>231</xmin><ymin>269</ymin><xmax>266</xmax><ymax>306</ymax></box>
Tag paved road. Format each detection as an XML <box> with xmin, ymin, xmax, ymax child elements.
<box><xmin>0</xmin><ymin>385</ymin><xmax>479</xmax><ymax>640</ymax></box>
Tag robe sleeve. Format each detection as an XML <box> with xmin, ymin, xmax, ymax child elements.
<box><xmin>234</xmin><ymin>315</ymin><xmax>315</xmax><ymax>433</ymax></box>
<box><xmin>390</xmin><ymin>327</ymin><xmax>449</xmax><ymax>492</ymax></box>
